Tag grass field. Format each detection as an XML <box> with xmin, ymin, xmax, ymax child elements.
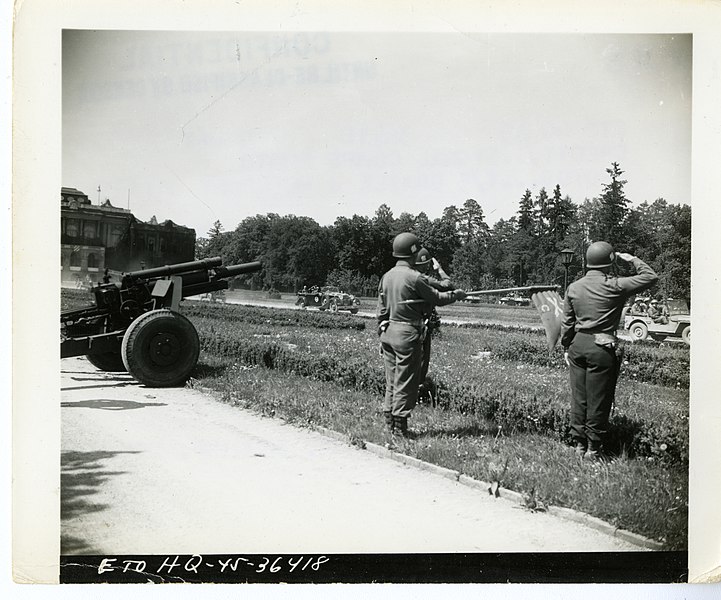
<box><xmin>61</xmin><ymin>287</ymin><xmax>690</xmax><ymax>549</ymax></box>
<box><xmin>224</xmin><ymin>288</ymin><xmax>543</xmax><ymax>320</ymax></box>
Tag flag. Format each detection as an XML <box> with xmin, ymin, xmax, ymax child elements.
<box><xmin>531</xmin><ymin>290</ymin><xmax>565</xmax><ymax>351</ymax></box>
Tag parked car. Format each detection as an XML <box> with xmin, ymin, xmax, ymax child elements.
<box><xmin>296</xmin><ymin>286</ymin><xmax>360</xmax><ymax>314</ymax></box>
<box><xmin>623</xmin><ymin>298</ymin><xmax>690</xmax><ymax>345</ymax></box>
<box><xmin>499</xmin><ymin>294</ymin><xmax>530</xmax><ymax>307</ymax></box>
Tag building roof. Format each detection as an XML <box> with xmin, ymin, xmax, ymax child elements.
<box><xmin>61</xmin><ymin>187</ymin><xmax>194</xmax><ymax>233</ymax></box>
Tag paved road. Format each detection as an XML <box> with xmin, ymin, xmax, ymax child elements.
<box><xmin>61</xmin><ymin>356</ymin><xmax>642</xmax><ymax>556</ymax></box>
<box><xmin>197</xmin><ymin>296</ymin><xmax>639</xmax><ymax>339</ymax></box>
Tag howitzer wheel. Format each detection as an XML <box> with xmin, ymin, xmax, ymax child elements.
<box><xmin>681</xmin><ymin>325</ymin><xmax>690</xmax><ymax>345</ymax></box>
<box><xmin>121</xmin><ymin>309</ymin><xmax>200</xmax><ymax>387</ymax></box>
<box><xmin>87</xmin><ymin>350</ymin><xmax>126</xmax><ymax>372</ymax></box>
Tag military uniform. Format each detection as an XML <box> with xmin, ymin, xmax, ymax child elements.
<box><xmin>560</xmin><ymin>255</ymin><xmax>658</xmax><ymax>456</ymax></box>
<box><xmin>418</xmin><ymin>273</ymin><xmax>452</xmax><ymax>389</ymax></box>
<box><xmin>377</xmin><ymin>261</ymin><xmax>457</xmax><ymax>432</ymax></box>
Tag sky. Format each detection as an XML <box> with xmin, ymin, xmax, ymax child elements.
<box><xmin>62</xmin><ymin>31</ymin><xmax>692</xmax><ymax>238</ymax></box>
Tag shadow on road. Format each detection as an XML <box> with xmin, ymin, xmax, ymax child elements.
<box><xmin>61</xmin><ymin>450</ymin><xmax>140</xmax><ymax>554</ymax></box>
<box><xmin>62</xmin><ymin>398</ymin><xmax>168</xmax><ymax>410</ymax></box>
<box><xmin>61</xmin><ymin>381</ymin><xmax>138</xmax><ymax>392</ymax></box>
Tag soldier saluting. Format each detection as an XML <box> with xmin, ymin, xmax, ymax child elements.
<box><xmin>377</xmin><ymin>233</ymin><xmax>467</xmax><ymax>437</ymax></box>
<box><xmin>561</xmin><ymin>241</ymin><xmax>658</xmax><ymax>461</ymax></box>
<box><xmin>414</xmin><ymin>248</ymin><xmax>453</xmax><ymax>402</ymax></box>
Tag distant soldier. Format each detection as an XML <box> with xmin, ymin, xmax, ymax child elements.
<box><xmin>630</xmin><ymin>297</ymin><xmax>647</xmax><ymax>315</ymax></box>
<box><xmin>560</xmin><ymin>242</ymin><xmax>658</xmax><ymax>461</ymax></box>
<box><xmin>377</xmin><ymin>233</ymin><xmax>467</xmax><ymax>437</ymax></box>
<box><xmin>648</xmin><ymin>296</ymin><xmax>669</xmax><ymax>324</ymax></box>
<box><xmin>413</xmin><ymin>248</ymin><xmax>453</xmax><ymax>402</ymax></box>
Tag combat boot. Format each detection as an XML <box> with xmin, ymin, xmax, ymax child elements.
<box><xmin>392</xmin><ymin>415</ymin><xmax>409</xmax><ymax>438</ymax></box>
<box><xmin>383</xmin><ymin>411</ymin><xmax>393</xmax><ymax>431</ymax></box>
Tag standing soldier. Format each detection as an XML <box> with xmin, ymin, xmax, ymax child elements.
<box><xmin>377</xmin><ymin>233</ymin><xmax>467</xmax><ymax>437</ymax></box>
<box><xmin>561</xmin><ymin>241</ymin><xmax>658</xmax><ymax>461</ymax></box>
<box><xmin>414</xmin><ymin>248</ymin><xmax>453</xmax><ymax>402</ymax></box>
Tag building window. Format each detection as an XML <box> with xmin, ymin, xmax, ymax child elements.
<box><xmin>66</xmin><ymin>219</ymin><xmax>79</xmax><ymax>237</ymax></box>
<box><xmin>147</xmin><ymin>237</ymin><xmax>155</xmax><ymax>253</ymax></box>
<box><xmin>109</xmin><ymin>225</ymin><xmax>124</xmax><ymax>247</ymax></box>
<box><xmin>84</xmin><ymin>221</ymin><xmax>97</xmax><ymax>240</ymax></box>
<box><xmin>69</xmin><ymin>251</ymin><xmax>81</xmax><ymax>270</ymax></box>
<box><xmin>87</xmin><ymin>253</ymin><xmax>98</xmax><ymax>268</ymax></box>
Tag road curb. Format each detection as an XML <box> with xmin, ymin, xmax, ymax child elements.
<box><xmin>196</xmin><ymin>387</ymin><xmax>663</xmax><ymax>552</ymax></box>
<box><xmin>317</xmin><ymin>426</ymin><xmax>663</xmax><ymax>551</ymax></box>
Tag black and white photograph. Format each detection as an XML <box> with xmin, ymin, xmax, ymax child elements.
<box><xmin>9</xmin><ymin>0</ymin><xmax>721</xmax><ymax>592</ymax></box>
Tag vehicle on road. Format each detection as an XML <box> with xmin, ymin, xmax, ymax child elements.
<box><xmin>623</xmin><ymin>298</ymin><xmax>690</xmax><ymax>345</ymax></box>
<box><xmin>499</xmin><ymin>294</ymin><xmax>531</xmax><ymax>307</ymax></box>
<box><xmin>296</xmin><ymin>285</ymin><xmax>360</xmax><ymax>313</ymax></box>
<box><xmin>200</xmin><ymin>290</ymin><xmax>226</xmax><ymax>303</ymax></box>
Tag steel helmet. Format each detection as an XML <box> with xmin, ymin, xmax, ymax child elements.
<box><xmin>415</xmin><ymin>247</ymin><xmax>432</xmax><ymax>266</ymax></box>
<box><xmin>585</xmin><ymin>241</ymin><xmax>615</xmax><ymax>269</ymax></box>
<box><xmin>392</xmin><ymin>232</ymin><xmax>420</xmax><ymax>258</ymax></box>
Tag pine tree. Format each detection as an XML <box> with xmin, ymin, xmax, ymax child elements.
<box><xmin>597</xmin><ymin>162</ymin><xmax>630</xmax><ymax>247</ymax></box>
<box><xmin>517</xmin><ymin>189</ymin><xmax>534</xmax><ymax>233</ymax></box>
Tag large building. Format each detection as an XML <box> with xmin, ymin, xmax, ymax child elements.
<box><xmin>61</xmin><ymin>187</ymin><xmax>196</xmax><ymax>287</ymax></box>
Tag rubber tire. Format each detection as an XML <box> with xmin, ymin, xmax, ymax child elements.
<box><xmin>330</xmin><ymin>300</ymin><xmax>339</xmax><ymax>312</ymax></box>
<box><xmin>298</xmin><ymin>297</ymin><xmax>306</xmax><ymax>309</ymax></box>
<box><xmin>121</xmin><ymin>309</ymin><xmax>200</xmax><ymax>387</ymax></box>
<box><xmin>630</xmin><ymin>322</ymin><xmax>649</xmax><ymax>341</ymax></box>
<box><xmin>350</xmin><ymin>308</ymin><xmax>359</xmax><ymax>314</ymax></box>
<box><xmin>87</xmin><ymin>350</ymin><xmax>126</xmax><ymax>372</ymax></box>
<box><xmin>681</xmin><ymin>325</ymin><xmax>690</xmax><ymax>345</ymax></box>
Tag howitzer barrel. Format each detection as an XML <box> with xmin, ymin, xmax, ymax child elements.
<box><xmin>124</xmin><ymin>256</ymin><xmax>223</xmax><ymax>280</ymax></box>
<box><xmin>466</xmin><ymin>285</ymin><xmax>560</xmax><ymax>296</ymax></box>
<box><xmin>213</xmin><ymin>261</ymin><xmax>263</xmax><ymax>279</ymax></box>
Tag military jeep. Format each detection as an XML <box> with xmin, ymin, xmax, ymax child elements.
<box><xmin>623</xmin><ymin>298</ymin><xmax>690</xmax><ymax>345</ymax></box>
<box><xmin>296</xmin><ymin>285</ymin><xmax>360</xmax><ymax>314</ymax></box>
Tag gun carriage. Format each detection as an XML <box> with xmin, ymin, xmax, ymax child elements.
<box><xmin>61</xmin><ymin>257</ymin><xmax>262</xmax><ymax>387</ymax></box>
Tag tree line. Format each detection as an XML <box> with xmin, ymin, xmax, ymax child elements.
<box><xmin>196</xmin><ymin>162</ymin><xmax>691</xmax><ymax>300</ymax></box>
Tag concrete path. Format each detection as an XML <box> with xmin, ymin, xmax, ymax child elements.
<box><xmin>61</xmin><ymin>357</ymin><xmax>642</xmax><ymax>556</ymax></box>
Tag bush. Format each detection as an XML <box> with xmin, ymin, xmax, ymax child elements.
<box><xmin>191</xmin><ymin>311</ymin><xmax>689</xmax><ymax>466</ymax></box>
<box><xmin>184</xmin><ymin>302</ymin><xmax>366</xmax><ymax>330</ymax></box>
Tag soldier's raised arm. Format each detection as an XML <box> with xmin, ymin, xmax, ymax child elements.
<box><xmin>614</xmin><ymin>252</ymin><xmax>658</xmax><ymax>294</ymax></box>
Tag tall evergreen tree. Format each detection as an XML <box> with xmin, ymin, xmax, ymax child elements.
<box><xmin>596</xmin><ymin>162</ymin><xmax>630</xmax><ymax>247</ymax></box>
<box><xmin>534</xmin><ymin>187</ymin><xmax>550</xmax><ymax>237</ymax></box>
<box><xmin>517</xmin><ymin>189</ymin><xmax>535</xmax><ymax>233</ymax></box>
<box><xmin>458</xmin><ymin>198</ymin><xmax>490</xmax><ymax>244</ymax></box>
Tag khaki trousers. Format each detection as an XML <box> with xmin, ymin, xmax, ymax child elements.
<box><xmin>380</xmin><ymin>322</ymin><xmax>424</xmax><ymax>418</ymax></box>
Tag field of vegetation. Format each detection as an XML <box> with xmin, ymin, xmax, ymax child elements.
<box><xmin>61</xmin><ymin>288</ymin><xmax>690</xmax><ymax>549</ymax></box>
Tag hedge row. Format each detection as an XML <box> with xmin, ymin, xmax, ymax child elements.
<box><xmin>196</xmin><ymin>322</ymin><xmax>689</xmax><ymax>465</ymax></box>
<box><xmin>184</xmin><ymin>301</ymin><xmax>366</xmax><ymax>330</ymax></box>
<box><xmin>438</xmin><ymin>325</ymin><xmax>690</xmax><ymax>390</ymax></box>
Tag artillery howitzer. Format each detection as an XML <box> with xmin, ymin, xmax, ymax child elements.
<box><xmin>61</xmin><ymin>257</ymin><xmax>262</xmax><ymax>387</ymax></box>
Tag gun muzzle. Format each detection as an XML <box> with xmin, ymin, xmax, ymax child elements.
<box><xmin>213</xmin><ymin>261</ymin><xmax>263</xmax><ymax>279</ymax></box>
